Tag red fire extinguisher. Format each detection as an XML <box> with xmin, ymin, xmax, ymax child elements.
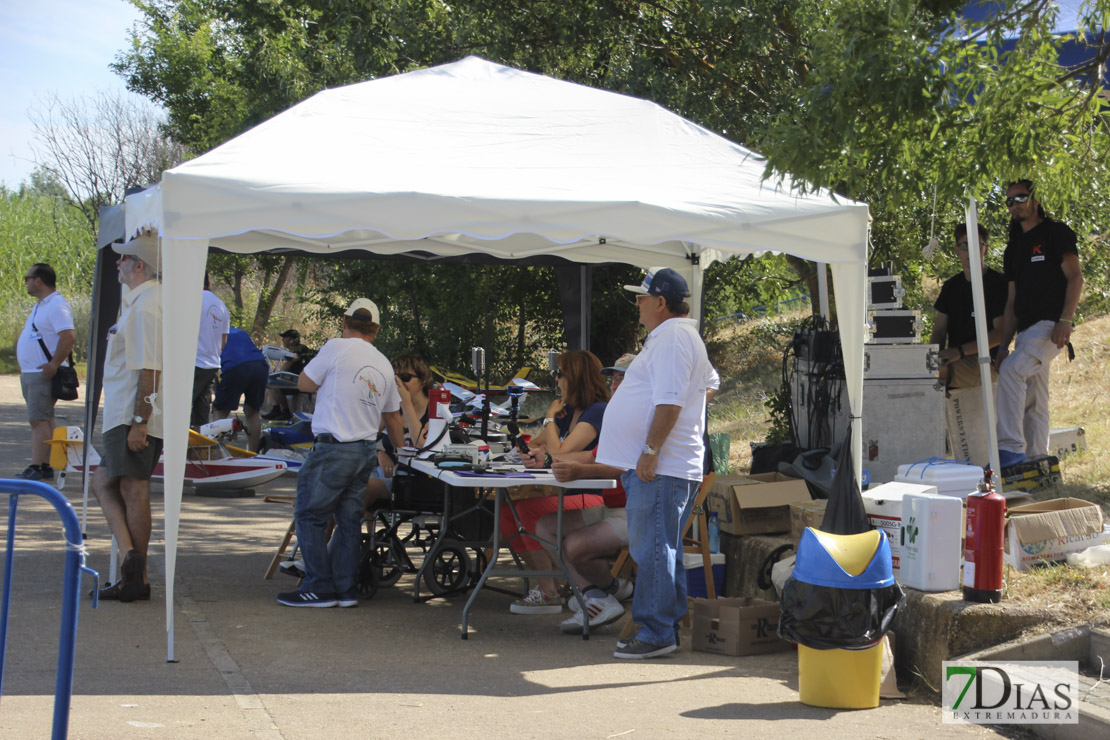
<box><xmin>963</xmin><ymin>467</ymin><xmax>1007</xmax><ymax>603</ymax></box>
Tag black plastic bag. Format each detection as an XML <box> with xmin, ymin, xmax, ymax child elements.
<box><xmin>819</xmin><ymin>428</ymin><xmax>869</xmax><ymax>535</ymax></box>
<box><xmin>777</xmin><ymin>578</ymin><xmax>905</xmax><ymax>650</ymax></box>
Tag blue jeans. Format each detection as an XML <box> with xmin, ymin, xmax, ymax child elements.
<box><xmin>294</xmin><ymin>439</ymin><xmax>378</xmax><ymax>596</ymax></box>
<box><xmin>623</xmin><ymin>471</ymin><xmax>698</xmax><ymax>646</ymax></box>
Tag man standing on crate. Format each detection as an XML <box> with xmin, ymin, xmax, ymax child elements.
<box><xmin>277</xmin><ymin>298</ymin><xmax>404</xmax><ymax>608</ymax></box>
<box><xmin>16</xmin><ymin>263</ymin><xmax>76</xmax><ymax>481</ymax></box>
<box><xmin>91</xmin><ymin>234</ymin><xmax>163</xmax><ymax>602</ymax></box>
<box><xmin>993</xmin><ymin>180</ymin><xmax>1084</xmax><ymax>468</ymax></box>
<box><xmin>597</xmin><ymin>267</ymin><xmax>712</xmax><ymax>659</ymax></box>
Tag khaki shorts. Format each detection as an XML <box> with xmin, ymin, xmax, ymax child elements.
<box><xmin>102</xmin><ymin>425</ymin><xmax>163</xmax><ymax>480</ymax></box>
<box><xmin>21</xmin><ymin>372</ymin><xmax>56</xmax><ymax>422</ymax></box>
<box><xmin>946</xmin><ymin>355</ymin><xmax>998</xmax><ymax>390</ymax></box>
<box><xmin>580</xmin><ymin>505</ymin><xmax>629</xmax><ymax>546</ymax></box>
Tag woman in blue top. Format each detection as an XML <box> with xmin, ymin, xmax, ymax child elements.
<box><xmin>504</xmin><ymin>350</ymin><xmax>609</xmax><ymax>615</ymax></box>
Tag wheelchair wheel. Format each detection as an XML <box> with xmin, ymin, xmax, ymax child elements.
<box><xmin>423</xmin><ymin>542</ymin><xmax>470</xmax><ymax>595</ymax></box>
<box><xmin>356</xmin><ymin>534</ymin><xmax>380</xmax><ymax>598</ymax></box>
<box><xmin>373</xmin><ymin>530</ymin><xmax>405</xmax><ymax>588</ymax></box>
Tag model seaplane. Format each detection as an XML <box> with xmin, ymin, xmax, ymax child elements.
<box><xmin>47</xmin><ymin>419</ymin><xmax>287</xmax><ymax>492</ymax></box>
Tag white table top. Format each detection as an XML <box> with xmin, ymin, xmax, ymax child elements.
<box><xmin>406</xmin><ymin>458</ymin><xmax>615</xmax><ymax>490</ymax></box>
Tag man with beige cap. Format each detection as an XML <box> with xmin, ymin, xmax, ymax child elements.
<box><xmin>278</xmin><ymin>298</ymin><xmax>405</xmax><ymax>608</ymax></box>
<box><xmin>91</xmin><ymin>233</ymin><xmax>163</xmax><ymax>602</ymax></box>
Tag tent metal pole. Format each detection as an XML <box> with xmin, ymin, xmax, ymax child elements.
<box><xmin>965</xmin><ymin>198</ymin><xmax>1002</xmax><ymax>488</ymax></box>
<box><xmin>579</xmin><ymin>266</ymin><xmax>589</xmax><ymax>350</ymax></box>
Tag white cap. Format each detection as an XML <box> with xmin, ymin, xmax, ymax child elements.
<box><xmin>344</xmin><ymin>297</ymin><xmax>380</xmax><ymax>324</ymax></box>
<box><xmin>113</xmin><ymin>234</ymin><xmax>159</xmax><ymax>267</ymax></box>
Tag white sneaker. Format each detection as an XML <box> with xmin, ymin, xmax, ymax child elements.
<box><xmin>510</xmin><ymin>587</ymin><xmax>563</xmax><ymax>615</ymax></box>
<box><xmin>559</xmin><ymin>594</ymin><xmax>624</xmax><ymax>633</ymax></box>
<box><xmin>612</xmin><ymin>577</ymin><xmax>633</xmax><ymax>602</ymax></box>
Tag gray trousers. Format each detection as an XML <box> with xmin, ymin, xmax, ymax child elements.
<box><xmin>996</xmin><ymin>321</ymin><xmax>1060</xmax><ymax>457</ymax></box>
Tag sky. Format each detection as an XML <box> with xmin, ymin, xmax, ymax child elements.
<box><xmin>0</xmin><ymin>0</ymin><xmax>146</xmax><ymax>189</ymax></box>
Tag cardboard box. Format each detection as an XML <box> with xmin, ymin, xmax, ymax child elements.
<box><xmin>790</xmin><ymin>500</ymin><xmax>827</xmax><ymax>542</ymax></box>
<box><xmin>707</xmin><ymin>473</ymin><xmax>811</xmax><ymax>536</ymax></box>
<box><xmin>691</xmin><ymin>597</ymin><xmax>792</xmax><ymax>656</ymax></box>
<box><xmin>1004</xmin><ymin>498</ymin><xmax>1107</xmax><ymax>570</ymax></box>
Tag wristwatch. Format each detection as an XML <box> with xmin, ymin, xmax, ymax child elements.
<box><xmin>133</xmin><ymin>415</ymin><xmax>147</xmax><ymax>425</ymax></box>
<box><xmin>641</xmin><ymin>444</ymin><xmax>658</xmax><ymax>456</ymax></box>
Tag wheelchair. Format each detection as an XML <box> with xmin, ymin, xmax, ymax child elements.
<box><xmin>356</xmin><ymin>463</ymin><xmax>496</xmax><ymax>600</ymax></box>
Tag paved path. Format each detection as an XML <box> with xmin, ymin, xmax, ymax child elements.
<box><xmin>0</xmin><ymin>376</ymin><xmax>1017</xmax><ymax>738</ymax></box>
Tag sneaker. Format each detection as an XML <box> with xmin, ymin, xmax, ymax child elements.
<box><xmin>119</xmin><ymin>550</ymin><xmax>148</xmax><ymax>603</ymax></box>
<box><xmin>337</xmin><ymin>592</ymin><xmax>359</xmax><ymax>608</ymax></box>
<box><xmin>15</xmin><ymin>465</ymin><xmax>47</xmax><ymax>481</ymax></box>
<box><xmin>560</xmin><ymin>594</ymin><xmax>624</xmax><ymax>634</ymax></box>
<box><xmin>610</xmin><ymin>577</ymin><xmax>634</xmax><ymax>602</ymax></box>
<box><xmin>998</xmin><ymin>449</ymin><xmax>1027</xmax><ymax>469</ymax></box>
<box><xmin>613</xmin><ymin>638</ymin><xmax>678</xmax><ymax>660</ymax></box>
<box><xmin>279</xmin><ymin>560</ymin><xmax>306</xmax><ymax>578</ymax></box>
<box><xmin>509</xmin><ymin>587</ymin><xmax>563</xmax><ymax>615</ymax></box>
<box><xmin>277</xmin><ymin>590</ymin><xmax>338</xmax><ymax>607</ymax></box>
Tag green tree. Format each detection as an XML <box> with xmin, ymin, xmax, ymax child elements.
<box><xmin>759</xmin><ymin>0</ymin><xmax>1110</xmax><ymax>314</ymax></box>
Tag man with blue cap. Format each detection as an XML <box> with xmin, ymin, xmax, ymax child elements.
<box><xmin>597</xmin><ymin>267</ymin><xmax>712</xmax><ymax>659</ymax></box>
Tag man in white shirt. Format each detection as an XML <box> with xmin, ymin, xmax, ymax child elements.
<box><xmin>16</xmin><ymin>263</ymin><xmax>76</xmax><ymax>481</ymax></box>
<box><xmin>190</xmin><ymin>274</ymin><xmax>229</xmax><ymax>428</ymax></box>
<box><xmin>192</xmin><ymin>272</ymin><xmax>229</xmax><ymax>428</ymax></box>
<box><xmin>278</xmin><ymin>298</ymin><xmax>405</xmax><ymax>608</ymax></box>
<box><xmin>597</xmin><ymin>267</ymin><xmax>711</xmax><ymax>659</ymax></box>
<box><xmin>91</xmin><ymin>234</ymin><xmax>164</xmax><ymax>603</ymax></box>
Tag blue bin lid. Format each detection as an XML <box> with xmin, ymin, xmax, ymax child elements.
<box><xmin>792</xmin><ymin>527</ymin><xmax>895</xmax><ymax>589</ymax></box>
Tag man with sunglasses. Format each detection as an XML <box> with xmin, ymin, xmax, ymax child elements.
<box><xmin>16</xmin><ymin>263</ymin><xmax>75</xmax><ymax>481</ymax></box>
<box><xmin>993</xmin><ymin>180</ymin><xmax>1084</xmax><ymax>468</ymax></box>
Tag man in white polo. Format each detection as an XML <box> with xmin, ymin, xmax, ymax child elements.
<box><xmin>278</xmin><ymin>298</ymin><xmax>404</xmax><ymax>608</ymax></box>
<box><xmin>597</xmin><ymin>267</ymin><xmax>711</xmax><ymax>659</ymax></box>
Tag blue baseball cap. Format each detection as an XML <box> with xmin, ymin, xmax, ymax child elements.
<box><xmin>623</xmin><ymin>267</ymin><xmax>690</xmax><ymax>303</ymax></box>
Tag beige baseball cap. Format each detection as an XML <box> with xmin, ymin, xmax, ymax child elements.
<box><xmin>345</xmin><ymin>297</ymin><xmax>380</xmax><ymax>324</ymax></box>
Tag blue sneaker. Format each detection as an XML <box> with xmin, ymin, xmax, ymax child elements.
<box><xmin>337</xmin><ymin>592</ymin><xmax>359</xmax><ymax>608</ymax></box>
<box><xmin>277</xmin><ymin>590</ymin><xmax>337</xmax><ymax>608</ymax></box>
<box><xmin>998</xmin><ymin>450</ymin><xmax>1027</xmax><ymax>469</ymax></box>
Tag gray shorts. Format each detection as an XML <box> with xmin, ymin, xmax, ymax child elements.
<box><xmin>102</xmin><ymin>425</ymin><xmax>163</xmax><ymax>481</ymax></box>
<box><xmin>21</xmin><ymin>372</ymin><xmax>57</xmax><ymax>422</ymax></box>
<box><xmin>580</xmin><ymin>505</ymin><xmax>629</xmax><ymax>546</ymax></box>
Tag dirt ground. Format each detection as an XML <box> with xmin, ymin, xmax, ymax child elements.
<box><xmin>0</xmin><ymin>375</ymin><xmax>1019</xmax><ymax>739</ymax></box>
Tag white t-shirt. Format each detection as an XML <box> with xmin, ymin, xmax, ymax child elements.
<box><xmin>17</xmin><ymin>290</ymin><xmax>75</xmax><ymax>373</ymax></box>
<box><xmin>597</xmin><ymin>318</ymin><xmax>710</xmax><ymax>481</ymax></box>
<box><xmin>303</xmin><ymin>337</ymin><xmax>400</xmax><ymax>443</ymax></box>
<box><xmin>195</xmin><ymin>290</ymin><xmax>230</xmax><ymax>369</ymax></box>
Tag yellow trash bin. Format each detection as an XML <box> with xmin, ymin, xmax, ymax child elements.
<box><xmin>789</xmin><ymin>528</ymin><xmax>894</xmax><ymax>709</ymax></box>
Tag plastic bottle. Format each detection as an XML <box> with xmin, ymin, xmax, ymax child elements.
<box><xmin>708</xmin><ymin>511</ymin><xmax>721</xmax><ymax>554</ymax></box>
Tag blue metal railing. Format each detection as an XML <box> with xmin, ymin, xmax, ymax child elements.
<box><xmin>0</xmin><ymin>479</ymin><xmax>98</xmax><ymax>739</ymax></box>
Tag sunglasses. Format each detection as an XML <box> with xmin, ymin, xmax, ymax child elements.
<box><xmin>552</xmin><ymin>368</ymin><xmax>564</xmax><ymax>379</ymax></box>
<box><xmin>1006</xmin><ymin>194</ymin><xmax>1031</xmax><ymax>207</ymax></box>
<box><xmin>396</xmin><ymin>372</ymin><xmax>416</xmax><ymax>382</ymax></box>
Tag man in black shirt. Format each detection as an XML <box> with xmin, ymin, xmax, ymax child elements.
<box><xmin>931</xmin><ymin>223</ymin><xmax>1008</xmax><ymax>389</ymax></box>
<box><xmin>993</xmin><ymin>180</ymin><xmax>1084</xmax><ymax>467</ymax></box>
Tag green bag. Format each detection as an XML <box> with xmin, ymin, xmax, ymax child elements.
<box><xmin>708</xmin><ymin>433</ymin><xmax>731</xmax><ymax>475</ymax></box>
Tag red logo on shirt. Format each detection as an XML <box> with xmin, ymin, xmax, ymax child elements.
<box><xmin>1031</xmin><ymin>244</ymin><xmax>1043</xmax><ymax>255</ymax></box>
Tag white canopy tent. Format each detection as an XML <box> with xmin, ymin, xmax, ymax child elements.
<box><xmin>115</xmin><ymin>56</ymin><xmax>870</xmax><ymax>660</ymax></box>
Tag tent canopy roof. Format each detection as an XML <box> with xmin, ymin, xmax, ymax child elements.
<box><xmin>130</xmin><ymin>56</ymin><xmax>868</xmax><ymax>269</ymax></box>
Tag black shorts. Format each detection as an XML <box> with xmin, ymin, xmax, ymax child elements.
<box><xmin>102</xmin><ymin>425</ymin><xmax>163</xmax><ymax>480</ymax></box>
<box><xmin>213</xmin><ymin>360</ymin><xmax>268</xmax><ymax>412</ymax></box>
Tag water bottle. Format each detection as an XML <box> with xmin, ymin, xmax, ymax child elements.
<box><xmin>707</xmin><ymin>511</ymin><xmax>721</xmax><ymax>554</ymax></box>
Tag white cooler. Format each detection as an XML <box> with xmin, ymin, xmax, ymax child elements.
<box><xmin>899</xmin><ymin>492</ymin><xmax>963</xmax><ymax>592</ymax></box>
<box><xmin>895</xmin><ymin>459</ymin><xmax>982</xmax><ymax>500</ymax></box>
<box><xmin>862</xmin><ymin>481</ymin><xmax>937</xmax><ymax>574</ymax></box>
